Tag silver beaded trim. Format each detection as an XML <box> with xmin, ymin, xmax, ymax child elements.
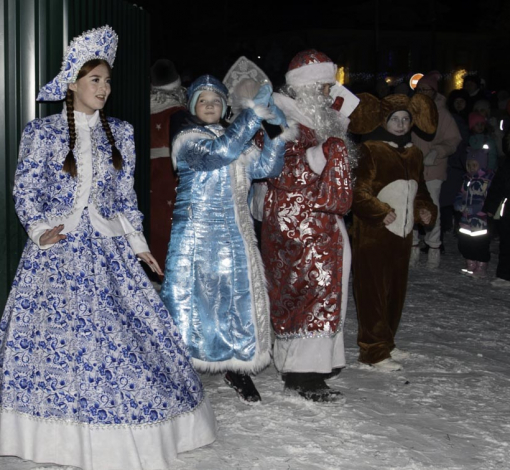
<box><xmin>0</xmin><ymin>396</ymin><xmax>207</xmax><ymax>430</ymax></box>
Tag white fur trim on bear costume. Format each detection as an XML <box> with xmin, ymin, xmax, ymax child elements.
<box><xmin>377</xmin><ymin>179</ymin><xmax>418</xmax><ymax>238</ymax></box>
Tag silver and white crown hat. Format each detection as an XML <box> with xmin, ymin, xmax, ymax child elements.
<box><xmin>37</xmin><ymin>25</ymin><xmax>118</xmax><ymax>101</ymax></box>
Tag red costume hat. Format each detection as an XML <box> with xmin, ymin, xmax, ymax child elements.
<box><xmin>468</xmin><ymin>111</ymin><xmax>486</xmax><ymax>130</ymax></box>
<box><xmin>285</xmin><ymin>49</ymin><xmax>337</xmax><ymax>88</ymax></box>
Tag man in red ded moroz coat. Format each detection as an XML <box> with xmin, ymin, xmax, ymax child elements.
<box><xmin>149</xmin><ymin>59</ymin><xmax>186</xmax><ymax>274</ymax></box>
<box><xmin>262</xmin><ymin>50</ymin><xmax>355</xmax><ymax>402</ymax></box>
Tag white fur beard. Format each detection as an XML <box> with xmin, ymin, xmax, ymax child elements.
<box><xmin>294</xmin><ymin>85</ymin><xmax>343</xmax><ymax>142</ymax></box>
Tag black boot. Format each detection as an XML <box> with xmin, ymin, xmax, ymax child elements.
<box><xmin>324</xmin><ymin>367</ymin><xmax>342</xmax><ymax>380</ymax></box>
<box><xmin>284</xmin><ymin>372</ymin><xmax>343</xmax><ymax>403</ymax></box>
<box><xmin>224</xmin><ymin>371</ymin><xmax>261</xmax><ymax>403</ymax></box>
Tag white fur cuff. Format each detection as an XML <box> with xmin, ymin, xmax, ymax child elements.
<box><xmin>306</xmin><ymin>144</ymin><xmax>327</xmax><ymax>175</ymax></box>
<box><xmin>279</xmin><ymin>121</ymin><xmax>300</xmax><ymax>142</ymax></box>
<box><xmin>240</xmin><ymin>98</ymin><xmax>275</xmax><ymax>120</ymax></box>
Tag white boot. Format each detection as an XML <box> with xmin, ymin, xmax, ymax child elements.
<box><xmin>391</xmin><ymin>348</ymin><xmax>410</xmax><ymax>361</ymax></box>
<box><xmin>371</xmin><ymin>358</ymin><xmax>403</xmax><ymax>371</ymax></box>
<box><xmin>409</xmin><ymin>246</ymin><xmax>420</xmax><ymax>268</ymax></box>
<box><xmin>427</xmin><ymin>247</ymin><xmax>440</xmax><ymax>269</ymax></box>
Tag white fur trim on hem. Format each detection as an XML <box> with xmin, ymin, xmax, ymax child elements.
<box><xmin>192</xmin><ymin>350</ymin><xmax>271</xmax><ymax>375</ymax></box>
<box><xmin>0</xmin><ymin>399</ymin><xmax>216</xmax><ymax>470</ymax></box>
<box><xmin>285</xmin><ymin>62</ymin><xmax>337</xmax><ymax>88</ymax></box>
<box><xmin>273</xmin><ymin>333</ymin><xmax>346</xmax><ymax>374</ymax></box>
<box><xmin>273</xmin><ymin>218</ymin><xmax>351</xmax><ymax>374</ymax></box>
<box><xmin>306</xmin><ymin>144</ymin><xmax>327</xmax><ymax>175</ymax></box>
<box><xmin>150</xmin><ymin>147</ymin><xmax>170</xmax><ymax>159</ymax></box>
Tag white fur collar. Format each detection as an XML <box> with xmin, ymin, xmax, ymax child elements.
<box><xmin>273</xmin><ymin>93</ymin><xmax>316</xmax><ymax>129</ymax></box>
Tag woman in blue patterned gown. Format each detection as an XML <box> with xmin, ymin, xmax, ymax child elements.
<box><xmin>0</xmin><ymin>26</ymin><xmax>216</xmax><ymax>470</ymax></box>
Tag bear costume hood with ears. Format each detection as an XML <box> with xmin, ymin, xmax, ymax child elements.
<box><xmin>348</xmin><ymin>93</ymin><xmax>438</xmax><ymax>136</ymax></box>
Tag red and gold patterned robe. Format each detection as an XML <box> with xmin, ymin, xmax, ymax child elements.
<box><xmin>262</xmin><ymin>124</ymin><xmax>352</xmax><ymax>371</ymax></box>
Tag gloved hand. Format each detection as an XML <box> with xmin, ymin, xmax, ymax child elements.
<box><xmin>252</xmin><ymin>83</ymin><xmax>272</xmax><ymax>107</ymax></box>
<box><xmin>267</xmin><ymin>104</ymin><xmax>287</xmax><ymax>127</ymax></box>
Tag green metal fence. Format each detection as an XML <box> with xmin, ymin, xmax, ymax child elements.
<box><xmin>0</xmin><ymin>0</ymin><xmax>150</xmax><ymax>313</ymax></box>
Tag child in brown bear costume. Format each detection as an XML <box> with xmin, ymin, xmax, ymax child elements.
<box><xmin>349</xmin><ymin>93</ymin><xmax>438</xmax><ymax>371</ymax></box>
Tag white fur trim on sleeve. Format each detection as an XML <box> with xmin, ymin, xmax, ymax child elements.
<box><xmin>239</xmin><ymin>98</ymin><xmax>275</xmax><ymax>120</ymax></box>
<box><xmin>285</xmin><ymin>62</ymin><xmax>337</xmax><ymax>88</ymax></box>
<box><xmin>305</xmin><ymin>144</ymin><xmax>327</xmax><ymax>175</ymax></box>
<box><xmin>279</xmin><ymin>120</ymin><xmax>300</xmax><ymax>142</ymax></box>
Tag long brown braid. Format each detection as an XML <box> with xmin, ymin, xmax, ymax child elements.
<box><xmin>62</xmin><ymin>58</ymin><xmax>122</xmax><ymax>177</ymax></box>
<box><xmin>63</xmin><ymin>89</ymin><xmax>78</xmax><ymax>177</ymax></box>
<box><xmin>99</xmin><ymin>109</ymin><xmax>122</xmax><ymax>170</ymax></box>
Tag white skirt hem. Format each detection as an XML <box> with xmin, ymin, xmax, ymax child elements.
<box><xmin>0</xmin><ymin>398</ymin><xmax>217</xmax><ymax>470</ymax></box>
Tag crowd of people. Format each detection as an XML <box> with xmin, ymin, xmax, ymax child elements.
<box><xmin>0</xmin><ymin>24</ymin><xmax>509</xmax><ymax>470</ymax></box>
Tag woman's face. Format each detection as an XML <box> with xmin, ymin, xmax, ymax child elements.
<box><xmin>195</xmin><ymin>91</ymin><xmax>223</xmax><ymax>124</ymax></box>
<box><xmin>385</xmin><ymin>110</ymin><xmax>412</xmax><ymax>136</ymax></box>
<box><xmin>453</xmin><ymin>98</ymin><xmax>466</xmax><ymax>112</ymax></box>
<box><xmin>69</xmin><ymin>63</ymin><xmax>111</xmax><ymax>115</ymax></box>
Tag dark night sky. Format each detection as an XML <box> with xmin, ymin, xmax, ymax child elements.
<box><xmin>129</xmin><ymin>0</ymin><xmax>510</xmax><ymax>89</ymax></box>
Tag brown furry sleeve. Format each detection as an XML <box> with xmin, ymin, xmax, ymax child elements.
<box><xmin>352</xmin><ymin>144</ymin><xmax>393</xmax><ymax>225</ymax></box>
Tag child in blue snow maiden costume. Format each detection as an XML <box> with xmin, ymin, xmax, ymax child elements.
<box><xmin>0</xmin><ymin>26</ymin><xmax>216</xmax><ymax>470</ymax></box>
<box><xmin>160</xmin><ymin>75</ymin><xmax>289</xmax><ymax>403</ymax></box>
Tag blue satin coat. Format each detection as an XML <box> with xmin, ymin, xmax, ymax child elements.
<box><xmin>160</xmin><ymin>107</ymin><xmax>284</xmax><ymax>373</ymax></box>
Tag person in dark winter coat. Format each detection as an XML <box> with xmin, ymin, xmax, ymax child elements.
<box><xmin>483</xmin><ymin>157</ymin><xmax>510</xmax><ymax>287</ymax></box>
<box><xmin>439</xmin><ymin>89</ymin><xmax>471</xmax><ymax>248</ymax></box>
<box><xmin>463</xmin><ymin>75</ymin><xmax>486</xmax><ymax>114</ymax></box>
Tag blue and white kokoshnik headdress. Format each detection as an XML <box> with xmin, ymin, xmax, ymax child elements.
<box><xmin>37</xmin><ymin>25</ymin><xmax>118</xmax><ymax>101</ymax></box>
<box><xmin>187</xmin><ymin>75</ymin><xmax>229</xmax><ymax>119</ymax></box>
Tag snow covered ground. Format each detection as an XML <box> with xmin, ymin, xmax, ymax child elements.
<box><xmin>2</xmin><ymin>232</ymin><xmax>509</xmax><ymax>470</ymax></box>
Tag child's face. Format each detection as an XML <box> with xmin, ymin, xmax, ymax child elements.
<box><xmin>472</xmin><ymin>121</ymin><xmax>485</xmax><ymax>134</ymax></box>
<box><xmin>385</xmin><ymin>110</ymin><xmax>412</xmax><ymax>136</ymax></box>
<box><xmin>466</xmin><ymin>160</ymin><xmax>480</xmax><ymax>175</ymax></box>
<box><xmin>195</xmin><ymin>91</ymin><xmax>223</xmax><ymax>124</ymax></box>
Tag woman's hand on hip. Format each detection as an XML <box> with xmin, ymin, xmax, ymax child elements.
<box><xmin>39</xmin><ymin>225</ymin><xmax>66</xmax><ymax>246</ymax></box>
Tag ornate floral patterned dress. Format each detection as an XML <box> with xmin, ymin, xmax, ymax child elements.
<box><xmin>0</xmin><ymin>110</ymin><xmax>216</xmax><ymax>470</ymax></box>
